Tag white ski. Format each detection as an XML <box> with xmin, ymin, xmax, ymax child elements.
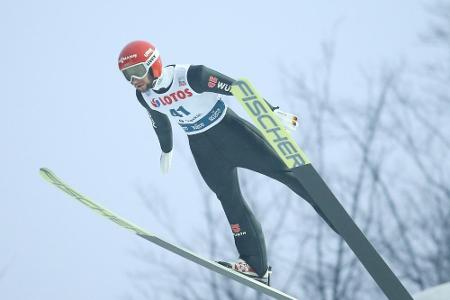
<box><xmin>39</xmin><ymin>168</ymin><xmax>298</xmax><ymax>300</ymax></box>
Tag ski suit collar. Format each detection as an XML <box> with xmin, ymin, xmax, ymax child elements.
<box><xmin>152</xmin><ymin>65</ymin><xmax>175</xmax><ymax>93</ymax></box>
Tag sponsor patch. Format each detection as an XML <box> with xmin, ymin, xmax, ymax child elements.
<box><xmin>208</xmin><ymin>76</ymin><xmax>218</xmax><ymax>88</ymax></box>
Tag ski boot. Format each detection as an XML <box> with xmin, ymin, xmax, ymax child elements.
<box><xmin>217</xmin><ymin>258</ymin><xmax>272</xmax><ymax>286</ymax></box>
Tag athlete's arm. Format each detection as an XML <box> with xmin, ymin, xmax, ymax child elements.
<box><xmin>136</xmin><ymin>90</ymin><xmax>173</xmax><ymax>153</ymax></box>
<box><xmin>186</xmin><ymin>65</ymin><xmax>277</xmax><ymax>111</ymax></box>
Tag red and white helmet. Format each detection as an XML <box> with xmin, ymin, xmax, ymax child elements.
<box><xmin>118</xmin><ymin>40</ymin><xmax>163</xmax><ymax>81</ymax></box>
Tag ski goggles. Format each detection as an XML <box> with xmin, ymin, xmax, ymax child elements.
<box><xmin>121</xmin><ymin>49</ymin><xmax>159</xmax><ymax>81</ymax></box>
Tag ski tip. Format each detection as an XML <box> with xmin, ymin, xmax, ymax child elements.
<box><xmin>39</xmin><ymin>167</ymin><xmax>53</xmax><ymax>179</ymax></box>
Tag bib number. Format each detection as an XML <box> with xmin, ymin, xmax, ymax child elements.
<box><xmin>170</xmin><ymin>106</ymin><xmax>191</xmax><ymax>117</ymax></box>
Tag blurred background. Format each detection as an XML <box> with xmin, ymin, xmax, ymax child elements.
<box><xmin>1</xmin><ymin>0</ymin><xmax>449</xmax><ymax>299</ymax></box>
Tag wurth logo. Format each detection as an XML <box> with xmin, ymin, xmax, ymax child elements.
<box><xmin>208</xmin><ymin>76</ymin><xmax>231</xmax><ymax>92</ymax></box>
<box><xmin>231</xmin><ymin>224</ymin><xmax>247</xmax><ymax>237</ymax></box>
<box><xmin>150</xmin><ymin>88</ymin><xmax>193</xmax><ymax>108</ymax></box>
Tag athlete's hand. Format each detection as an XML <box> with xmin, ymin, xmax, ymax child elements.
<box><xmin>274</xmin><ymin>108</ymin><xmax>299</xmax><ymax>131</ymax></box>
<box><xmin>160</xmin><ymin>150</ymin><xmax>173</xmax><ymax>174</ymax></box>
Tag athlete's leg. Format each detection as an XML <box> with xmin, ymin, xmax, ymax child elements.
<box><xmin>218</xmin><ymin>110</ymin><xmax>339</xmax><ymax>234</ymax></box>
<box><xmin>188</xmin><ymin>135</ymin><xmax>268</xmax><ymax>276</ymax></box>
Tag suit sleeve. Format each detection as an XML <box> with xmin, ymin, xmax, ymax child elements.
<box><xmin>136</xmin><ymin>90</ymin><xmax>173</xmax><ymax>153</ymax></box>
<box><xmin>186</xmin><ymin>65</ymin><xmax>278</xmax><ymax>111</ymax></box>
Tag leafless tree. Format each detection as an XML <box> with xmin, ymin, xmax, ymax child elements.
<box><xmin>281</xmin><ymin>2</ymin><xmax>450</xmax><ymax>299</ymax></box>
<box><xmin>280</xmin><ymin>36</ymin><xmax>402</xmax><ymax>300</ymax></box>
<box><xmin>372</xmin><ymin>1</ymin><xmax>450</xmax><ymax>291</ymax></box>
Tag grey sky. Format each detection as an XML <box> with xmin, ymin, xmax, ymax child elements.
<box><xmin>1</xmin><ymin>1</ymin><xmax>430</xmax><ymax>299</ymax></box>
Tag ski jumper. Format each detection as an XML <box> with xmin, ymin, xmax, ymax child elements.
<box><xmin>136</xmin><ymin>64</ymin><xmax>336</xmax><ymax>276</ymax></box>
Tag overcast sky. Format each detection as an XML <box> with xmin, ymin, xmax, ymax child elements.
<box><xmin>1</xmin><ymin>1</ymin><xmax>431</xmax><ymax>299</ymax></box>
